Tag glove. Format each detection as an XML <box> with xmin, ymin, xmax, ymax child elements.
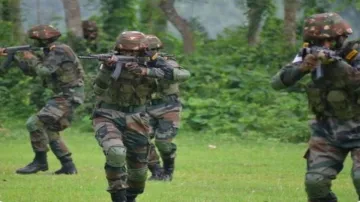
<box><xmin>124</xmin><ymin>62</ymin><xmax>146</xmax><ymax>75</ymax></box>
<box><xmin>300</xmin><ymin>54</ymin><xmax>318</xmax><ymax>72</ymax></box>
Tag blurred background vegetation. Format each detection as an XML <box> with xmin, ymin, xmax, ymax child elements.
<box><xmin>0</xmin><ymin>0</ymin><xmax>360</xmax><ymax>142</ymax></box>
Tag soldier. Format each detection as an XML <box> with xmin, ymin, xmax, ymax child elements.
<box><xmin>92</xmin><ymin>31</ymin><xmax>190</xmax><ymax>202</ymax></box>
<box><xmin>145</xmin><ymin>34</ymin><xmax>189</xmax><ymax>181</ymax></box>
<box><xmin>0</xmin><ymin>25</ymin><xmax>85</xmax><ymax>175</ymax></box>
<box><xmin>82</xmin><ymin>20</ymin><xmax>99</xmax><ymax>52</ymax></box>
<box><xmin>271</xmin><ymin>13</ymin><xmax>360</xmax><ymax>202</ymax></box>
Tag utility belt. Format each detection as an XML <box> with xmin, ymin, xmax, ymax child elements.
<box><xmin>149</xmin><ymin>94</ymin><xmax>178</xmax><ymax>106</ymax></box>
<box><xmin>98</xmin><ymin>102</ymin><xmax>146</xmax><ymax>113</ymax></box>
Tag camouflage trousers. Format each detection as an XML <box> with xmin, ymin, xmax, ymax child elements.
<box><xmin>26</xmin><ymin>96</ymin><xmax>77</xmax><ymax>158</ymax></box>
<box><xmin>304</xmin><ymin>117</ymin><xmax>360</xmax><ymax>201</ymax></box>
<box><xmin>147</xmin><ymin>98</ymin><xmax>181</xmax><ymax>164</ymax></box>
<box><xmin>92</xmin><ymin>105</ymin><xmax>151</xmax><ymax>196</ymax></box>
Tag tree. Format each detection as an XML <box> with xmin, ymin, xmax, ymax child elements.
<box><xmin>159</xmin><ymin>0</ymin><xmax>195</xmax><ymax>54</ymax></box>
<box><xmin>245</xmin><ymin>0</ymin><xmax>271</xmax><ymax>46</ymax></box>
<box><xmin>101</xmin><ymin>0</ymin><xmax>138</xmax><ymax>38</ymax></box>
<box><xmin>140</xmin><ymin>0</ymin><xmax>167</xmax><ymax>36</ymax></box>
<box><xmin>61</xmin><ymin>0</ymin><xmax>83</xmax><ymax>38</ymax></box>
<box><xmin>0</xmin><ymin>0</ymin><xmax>23</xmax><ymax>41</ymax></box>
<box><xmin>283</xmin><ymin>0</ymin><xmax>300</xmax><ymax>47</ymax></box>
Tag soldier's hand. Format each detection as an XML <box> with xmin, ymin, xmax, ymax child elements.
<box><xmin>22</xmin><ymin>51</ymin><xmax>36</xmax><ymax>60</ymax></box>
<box><xmin>300</xmin><ymin>54</ymin><xmax>318</xmax><ymax>72</ymax></box>
<box><xmin>317</xmin><ymin>51</ymin><xmax>333</xmax><ymax>64</ymax></box>
<box><xmin>0</xmin><ymin>48</ymin><xmax>7</xmax><ymax>57</ymax></box>
<box><xmin>125</xmin><ymin>62</ymin><xmax>146</xmax><ymax>75</ymax></box>
<box><xmin>104</xmin><ymin>55</ymin><xmax>118</xmax><ymax>66</ymax></box>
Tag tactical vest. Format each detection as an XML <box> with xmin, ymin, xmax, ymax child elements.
<box><xmin>100</xmin><ymin>69</ymin><xmax>155</xmax><ymax>107</ymax></box>
<box><xmin>43</xmin><ymin>43</ymin><xmax>85</xmax><ymax>103</ymax></box>
<box><xmin>306</xmin><ymin>60</ymin><xmax>360</xmax><ymax>119</ymax></box>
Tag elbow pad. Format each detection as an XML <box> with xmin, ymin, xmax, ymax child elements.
<box><xmin>173</xmin><ymin>68</ymin><xmax>190</xmax><ymax>82</ymax></box>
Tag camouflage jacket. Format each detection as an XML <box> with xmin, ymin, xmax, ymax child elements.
<box><xmin>340</xmin><ymin>40</ymin><xmax>360</xmax><ymax>69</ymax></box>
<box><xmin>93</xmin><ymin>57</ymin><xmax>190</xmax><ymax>107</ymax></box>
<box><xmin>148</xmin><ymin>54</ymin><xmax>190</xmax><ymax>100</ymax></box>
<box><xmin>23</xmin><ymin>42</ymin><xmax>85</xmax><ymax>104</ymax></box>
<box><xmin>271</xmin><ymin>53</ymin><xmax>360</xmax><ymax>120</ymax></box>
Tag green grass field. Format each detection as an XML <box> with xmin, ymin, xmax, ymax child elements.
<box><xmin>0</xmin><ymin>125</ymin><xmax>358</xmax><ymax>202</ymax></box>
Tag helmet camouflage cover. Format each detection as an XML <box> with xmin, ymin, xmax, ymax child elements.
<box><xmin>145</xmin><ymin>35</ymin><xmax>163</xmax><ymax>50</ymax></box>
<box><xmin>114</xmin><ymin>31</ymin><xmax>148</xmax><ymax>51</ymax></box>
<box><xmin>303</xmin><ymin>12</ymin><xmax>353</xmax><ymax>41</ymax></box>
<box><xmin>27</xmin><ymin>25</ymin><xmax>61</xmax><ymax>41</ymax></box>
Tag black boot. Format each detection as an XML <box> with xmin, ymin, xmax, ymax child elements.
<box><xmin>111</xmin><ymin>190</ymin><xmax>126</xmax><ymax>202</ymax></box>
<box><xmin>162</xmin><ymin>157</ymin><xmax>175</xmax><ymax>181</ymax></box>
<box><xmin>16</xmin><ymin>152</ymin><xmax>48</xmax><ymax>174</ymax></box>
<box><xmin>148</xmin><ymin>163</ymin><xmax>163</xmax><ymax>181</ymax></box>
<box><xmin>54</xmin><ymin>154</ymin><xmax>77</xmax><ymax>175</ymax></box>
<box><xmin>308</xmin><ymin>193</ymin><xmax>338</xmax><ymax>202</ymax></box>
<box><xmin>126</xmin><ymin>194</ymin><xmax>137</xmax><ymax>202</ymax></box>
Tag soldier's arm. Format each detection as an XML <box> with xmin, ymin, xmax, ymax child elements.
<box><xmin>271</xmin><ymin>62</ymin><xmax>308</xmax><ymax>90</ymax></box>
<box><xmin>145</xmin><ymin>58</ymin><xmax>190</xmax><ymax>82</ymax></box>
<box><xmin>24</xmin><ymin>47</ymin><xmax>68</xmax><ymax>77</ymax></box>
<box><xmin>93</xmin><ymin>64</ymin><xmax>113</xmax><ymax>96</ymax></box>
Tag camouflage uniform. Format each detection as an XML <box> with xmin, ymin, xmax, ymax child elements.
<box><xmin>145</xmin><ymin>35</ymin><xmax>190</xmax><ymax>181</ymax></box>
<box><xmin>7</xmin><ymin>25</ymin><xmax>85</xmax><ymax>175</ymax></box>
<box><xmin>271</xmin><ymin>13</ymin><xmax>360</xmax><ymax>202</ymax></box>
<box><xmin>92</xmin><ymin>31</ymin><xmax>189</xmax><ymax>202</ymax></box>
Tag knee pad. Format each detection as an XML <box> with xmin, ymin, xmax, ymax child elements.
<box><xmin>155</xmin><ymin>140</ymin><xmax>176</xmax><ymax>155</ymax></box>
<box><xmin>128</xmin><ymin>167</ymin><xmax>148</xmax><ymax>182</ymax></box>
<box><xmin>305</xmin><ymin>173</ymin><xmax>332</xmax><ymax>198</ymax></box>
<box><xmin>106</xmin><ymin>145</ymin><xmax>126</xmax><ymax>167</ymax></box>
<box><xmin>26</xmin><ymin>115</ymin><xmax>43</xmax><ymax>132</ymax></box>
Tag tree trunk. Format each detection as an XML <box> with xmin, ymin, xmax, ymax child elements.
<box><xmin>246</xmin><ymin>0</ymin><xmax>270</xmax><ymax>46</ymax></box>
<box><xmin>61</xmin><ymin>0</ymin><xmax>83</xmax><ymax>38</ymax></box>
<box><xmin>284</xmin><ymin>0</ymin><xmax>300</xmax><ymax>47</ymax></box>
<box><xmin>159</xmin><ymin>0</ymin><xmax>195</xmax><ymax>54</ymax></box>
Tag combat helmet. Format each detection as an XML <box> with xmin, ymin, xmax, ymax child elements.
<box><xmin>114</xmin><ymin>31</ymin><xmax>148</xmax><ymax>51</ymax></box>
<box><xmin>145</xmin><ymin>35</ymin><xmax>163</xmax><ymax>50</ymax></box>
<box><xmin>303</xmin><ymin>12</ymin><xmax>353</xmax><ymax>42</ymax></box>
<box><xmin>27</xmin><ymin>25</ymin><xmax>61</xmax><ymax>41</ymax></box>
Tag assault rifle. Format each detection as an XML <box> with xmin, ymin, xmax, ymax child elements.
<box><xmin>301</xmin><ymin>44</ymin><xmax>342</xmax><ymax>80</ymax></box>
<box><xmin>78</xmin><ymin>54</ymin><xmax>149</xmax><ymax>80</ymax></box>
<box><xmin>0</xmin><ymin>45</ymin><xmax>42</xmax><ymax>70</ymax></box>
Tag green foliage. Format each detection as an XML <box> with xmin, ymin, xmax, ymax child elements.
<box><xmin>101</xmin><ymin>0</ymin><xmax>139</xmax><ymax>38</ymax></box>
<box><xmin>178</xmin><ymin>16</ymin><xmax>310</xmax><ymax>142</ymax></box>
<box><xmin>140</xmin><ymin>0</ymin><xmax>167</xmax><ymax>35</ymax></box>
<box><xmin>0</xmin><ymin>1</ymin><xmax>331</xmax><ymax>143</ymax></box>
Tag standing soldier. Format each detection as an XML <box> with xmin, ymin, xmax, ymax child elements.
<box><xmin>92</xmin><ymin>31</ymin><xmax>190</xmax><ymax>202</ymax></box>
<box><xmin>145</xmin><ymin>34</ymin><xmax>190</xmax><ymax>181</ymax></box>
<box><xmin>271</xmin><ymin>13</ymin><xmax>360</xmax><ymax>202</ymax></box>
<box><xmin>0</xmin><ymin>25</ymin><xmax>85</xmax><ymax>175</ymax></box>
<box><xmin>81</xmin><ymin>20</ymin><xmax>99</xmax><ymax>53</ymax></box>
